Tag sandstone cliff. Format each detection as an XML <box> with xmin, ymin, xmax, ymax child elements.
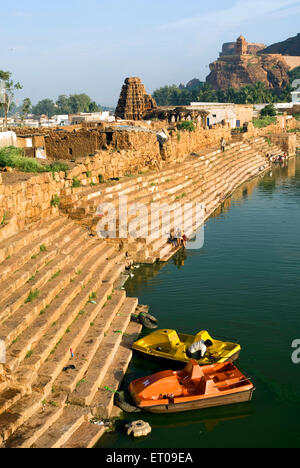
<box><xmin>206</xmin><ymin>36</ymin><xmax>291</xmax><ymax>91</ymax></box>
<box><xmin>206</xmin><ymin>54</ymin><xmax>290</xmax><ymax>90</ymax></box>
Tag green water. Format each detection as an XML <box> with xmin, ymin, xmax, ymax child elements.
<box><xmin>98</xmin><ymin>157</ymin><xmax>300</xmax><ymax>449</ymax></box>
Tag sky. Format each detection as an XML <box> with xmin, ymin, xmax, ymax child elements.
<box><xmin>1</xmin><ymin>0</ymin><xmax>300</xmax><ymax>107</ymax></box>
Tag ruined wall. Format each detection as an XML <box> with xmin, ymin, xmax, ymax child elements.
<box><xmin>0</xmin><ymin>172</ymin><xmax>62</xmax><ymax>241</ymax></box>
<box><xmin>44</xmin><ymin>130</ymin><xmax>107</xmax><ymax>160</ymax></box>
<box><xmin>14</xmin><ymin>127</ymin><xmax>161</xmax><ymax>164</ymax></box>
<box><xmin>161</xmin><ymin>123</ymin><xmax>232</xmax><ymax>162</ymax></box>
<box><xmin>268</xmin><ymin>133</ymin><xmax>297</xmax><ymax>155</ymax></box>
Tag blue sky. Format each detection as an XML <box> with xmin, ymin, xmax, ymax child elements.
<box><xmin>1</xmin><ymin>0</ymin><xmax>300</xmax><ymax>106</ymax></box>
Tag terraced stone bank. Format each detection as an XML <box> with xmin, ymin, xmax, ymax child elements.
<box><xmin>61</xmin><ymin>136</ymin><xmax>285</xmax><ymax>263</ymax></box>
<box><xmin>0</xmin><ymin>134</ymin><xmax>293</xmax><ymax>448</ymax></box>
<box><xmin>0</xmin><ymin>216</ymin><xmax>142</xmax><ymax>448</ymax></box>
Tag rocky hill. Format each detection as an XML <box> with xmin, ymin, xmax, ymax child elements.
<box><xmin>260</xmin><ymin>33</ymin><xmax>300</xmax><ymax>56</ymax></box>
<box><xmin>206</xmin><ymin>35</ymin><xmax>292</xmax><ymax>91</ymax></box>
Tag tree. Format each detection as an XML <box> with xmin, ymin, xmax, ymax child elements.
<box><xmin>260</xmin><ymin>104</ymin><xmax>277</xmax><ymax>117</ymax></box>
<box><xmin>68</xmin><ymin>94</ymin><xmax>93</xmax><ymax>113</ymax></box>
<box><xmin>56</xmin><ymin>95</ymin><xmax>72</xmax><ymax>114</ymax></box>
<box><xmin>21</xmin><ymin>98</ymin><xmax>32</xmax><ymax>122</ymax></box>
<box><xmin>89</xmin><ymin>101</ymin><xmax>100</xmax><ymax>112</ymax></box>
<box><xmin>0</xmin><ymin>70</ymin><xmax>22</xmax><ymax>128</ymax></box>
<box><xmin>32</xmin><ymin>99</ymin><xmax>57</xmax><ymax>117</ymax></box>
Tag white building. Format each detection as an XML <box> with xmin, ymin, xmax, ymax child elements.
<box><xmin>190</xmin><ymin>102</ymin><xmax>253</xmax><ymax>128</ymax></box>
<box><xmin>291</xmin><ymin>90</ymin><xmax>300</xmax><ymax>103</ymax></box>
<box><xmin>51</xmin><ymin>115</ymin><xmax>70</xmax><ymax>126</ymax></box>
<box><xmin>190</xmin><ymin>103</ymin><xmax>236</xmax><ymax>127</ymax></box>
<box><xmin>71</xmin><ymin>112</ymin><xmax>115</xmax><ymax>125</ymax></box>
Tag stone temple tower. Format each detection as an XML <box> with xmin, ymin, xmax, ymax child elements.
<box><xmin>115</xmin><ymin>77</ymin><xmax>157</xmax><ymax>121</ymax></box>
<box><xmin>236</xmin><ymin>35</ymin><xmax>247</xmax><ymax>55</ymax></box>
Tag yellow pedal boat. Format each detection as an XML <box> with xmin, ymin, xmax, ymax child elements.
<box><xmin>132</xmin><ymin>330</ymin><xmax>241</xmax><ymax>366</ymax></box>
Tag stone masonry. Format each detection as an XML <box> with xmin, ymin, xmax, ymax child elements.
<box><xmin>115</xmin><ymin>77</ymin><xmax>157</xmax><ymax>120</ymax></box>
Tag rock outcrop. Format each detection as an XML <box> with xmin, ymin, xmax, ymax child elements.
<box><xmin>260</xmin><ymin>33</ymin><xmax>300</xmax><ymax>56</ymax></box>
<box><xmin>206</xmin><ymin>36</ymin><xmax>290</xmax><ymax>90</ymax></box>
<box><xmin>115</xmin><ymin>77</ymin><xmax>157</xmax><ymax>121</ymax></box>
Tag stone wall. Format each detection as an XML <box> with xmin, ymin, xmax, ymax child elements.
<box><xmin>0</xmin><ymin>172</ymin><xmax>61</xmax><ymax>241</ymax></box>
<box><xmin>268</xmin><ymin>133</ymin><xmax>297</xmax><ymax>155</ymax></box>
<box><xmin>44</xmin><ymin>130</ymin><xmax>107</xmax><ymax>160</ymax></box>
<box><xmin>1</xmin><ymin>117</ymin><xmax>298</xmax><ymax>241</ymax></box>
<box><xmin>14</xmin><ymin>127</ymin><xmax>161</xmax><ymax>164</ymax></box>
<box><xmin>160</xmin><ymin>123</ymin><xmax>232</xmax><ymax>162</ymax></box>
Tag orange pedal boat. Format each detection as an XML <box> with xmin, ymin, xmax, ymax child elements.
<box><xmin>129</xmin><ymin>360</ymin><xmax>255</xmax><ymax>414</ymax></box>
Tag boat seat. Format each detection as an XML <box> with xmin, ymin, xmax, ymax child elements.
<box><xmin>184</xmin><ymin>360</ymin><xmax>205</xmax><ymax>381</ymax></box>
<box><xmin>168</xmin><ymin>330</ymin><xmax>181</xmax><ymax>350</ymax></box>
<box><xmin>197</xmin><ymin>376</ymin><xmax>219</xmax><ymax>395</ymax></box>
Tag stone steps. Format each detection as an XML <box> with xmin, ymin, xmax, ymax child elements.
<box><xmin>4</xmin><ymin>313</ymin><xmax>141</xmax><ymax>448</ymax></box>
<box><xmin>31</xmin><ymin>405</ymin><xmax>92</xmax><ymax>449</ymax></box>
<box><xmin>0</xmin><ymin>224</ymin><xmax>84</xmax><ymax>315</ymax></box>
<box><xmin>61</xmin><ymin>421</ymin><xmax>105</xmax><ymax>449</ymax></box>
<box><xmin>0</xmin><ymin>216</ymin><xmax>65</xmax><ymax>264</ymax></box>
<box><xmin>62</xmin><ymin>142</ymin><xmax>249</xmax><ymax>218</ymax></box>
<box><xmin>7</xmin><ymin>245</ymin><xmax>117</xmax><ymax>375</ymax></box>
<box><xmin>90</xmin><ymin>320</ymin><xmax>142</xmax><ymax>419</ymax></box>
<box><xmin>127</xmin><ymin>146</ymin><xmax>269</xmax><ymax>261</ymax></box>
<box><xmin>0</xmin><ymin>235</ymin><xmax>103</xmax><ymax>347</ymax></box>
<box><xmin>68</xmin><ymin>297</ymin><xmax>138</xmax><ymax>406</ymax></box>
<box><xmin>0</xmin><ymin>212</ymin><xmax>144</xmax><ymax>447</ymax></box>
<box><xmin>90</xmin><ymin>143</ymin><xmax>257</xmax><ymax>242</ymax></box>
<box><xmin>0</xmin><ymin>392</ymin><xmax>43</xmax><ymax>443</ymax></box>
<box><xmin>0</xmin><ymin>218</ymin><xmax>71</xmax><ymax>284</ymax></box>
<box><xmin>0</xmin><ymin>227</ymin><xmax>87</xmax><ymax>327</ymax></box>
<box><xmin>45</xmin><ymin>290</ymin><xmax>127</xmax><ymax>395</ymax></box>
<box><xmin>5</xmin><ymin>392</ymin><xmax>68</xmax><ymax>449</ymax></box>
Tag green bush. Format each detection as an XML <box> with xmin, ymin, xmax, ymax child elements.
<box><xmin>0</xmin><ymin>147</ymin><xmax>46</xmax><ymax>173</ymax></box>
<box><xmin>252</xmin><ymin>116</ymin><xmax>277</xmax><ymax>128</ymax></box>
<box><xmin>51</xmin><ymin>194</ymin><xmax>60</xmax><ymax>207</ymax></box>
<box><xmin>177</xmin><ymin>121</ymin><xmax>196</xmax><ymax>132</ymax></box>
<box><xmin>72</xmin><ymin>177</ymin><xmax>81</xmax><ymax>188</ymax></box>
<box><xmin>0</xmin><ymin>147</ymin><xmax>69</xmax><ymax>174</ymax></box>
<box><xmin>260</xmin><ymin>104</ymin><xmax>277</xmax><ymax>117</ymax></box>
<box><xmin>47</xmin><ymin>162</ymin><xmax>69</xmax><ymax>173</ymax></box>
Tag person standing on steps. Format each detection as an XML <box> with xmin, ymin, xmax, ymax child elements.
<box><xmin>221</xmin><ymin>138</ymin><xmax>226</xmax><ymax>153</ymax></box>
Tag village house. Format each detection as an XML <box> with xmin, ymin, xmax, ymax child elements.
<box><xmin>190</xmin><ymin>102</ymin><xmax>254</xmax><ymax>128</ymax></box>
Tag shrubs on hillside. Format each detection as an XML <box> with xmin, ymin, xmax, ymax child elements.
<box><xmin>0</xmin><ymin>147</ymin><xmax>69</xmax><ymax>173</ymax></box>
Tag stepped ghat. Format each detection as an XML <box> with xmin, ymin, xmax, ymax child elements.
<box><xmin>0</xmin><ymin>101</ymin><xmax>299</xmax><ymax>447</ymax></box>
<box><xmin>0</xmin><ymin>214</ymin><xmax>143</xmax><ymax>448</ymax></box>
<box><xmin>60</xmin><ymin>136</ymin><xmax>286</xmax><ymax>263</ymax></box>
